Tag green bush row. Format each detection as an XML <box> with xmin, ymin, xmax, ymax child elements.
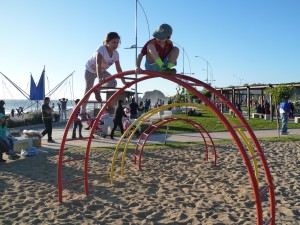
<box><xmin>7</xmin><ymin>112</ymin><xmax>43</xmax><ymax>128</ymax></box>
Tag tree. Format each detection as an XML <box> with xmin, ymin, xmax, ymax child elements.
<box><xmin>265</xmin><ymin>84</ymin><xmax>295</xmax><ymax>137</ymax></box>
<box><xmin>172</xmin><ymin>86</ymin><xmax>187</xmax><ymax>103</ymax></box>
<box><xmin>201</xmin><ymin>89</ymin><xmax>212</xmax><ymax>100</ymax></box>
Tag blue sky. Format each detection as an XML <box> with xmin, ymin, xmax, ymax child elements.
<box><xmin>1</xmin><ymin>0</ymin><xmax>299</xmax><ymax>100</ymax></box>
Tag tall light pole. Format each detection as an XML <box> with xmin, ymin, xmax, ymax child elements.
<box><xmin>195</xmin><ymin>56</ymin><xmax>212</xmax><ymax>84</ymax></box>
<box><xmin>127</xmin><ymin>0</ymin><xmax>150</xmax><ymax>102</ymax></box>
<box><xmin>134</xmin><ymin>0</ymin><xmax>138</xmax><ymax>102</ymax></box>
<box><xmin>233</xmin><ymin>74</ymin><xmax>248</xmax><ymax>86</ymax></box>
<box><xmin>233</xmin><ymin>74</ymin><xmax>243</xmax><ymax>85</ymax></box>
<box><xmin>173</xmin><ymin>42</ymin><xmax>193</xmax><ymax>76</ymax></box>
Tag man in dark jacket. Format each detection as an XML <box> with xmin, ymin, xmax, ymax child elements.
<box><xmin>110</xmin><ymin>99</ymin><xmax>127</xmax><ymax>139</ymax></box>
<box><xmin>41</xmin><ymin>97</ymin><xmax>55</xmax><ymax>143</ymax></box>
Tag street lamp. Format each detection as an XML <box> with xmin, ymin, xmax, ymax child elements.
<box><xmin>124</xmin><ymin>44</ymin><xmax>141</xmax><ymax>102</ymax></box>
<box><xmin>233</xmin><ymin>74</ymin><xmax>248</xmax><ymax>86</ymax></box>
<box><xmin>195</xmin><ymin>56</ymin><xmax>214</xmax><ymax>85</ymax></box>
<box><xmin>126</xmin><ymin>0</ymin><xmax>150</xmax><ymax>102</ymax></box>
<box><xmin>173</xmin><ymin>42</ymin><xmax>193</xmax><ymax>76</ymax></box>
<box><xmin>124</xmin><ymin>45</ymin><xmax>142</xmax><ymax>49</ymax></box>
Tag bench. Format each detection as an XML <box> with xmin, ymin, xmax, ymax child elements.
<box><xmin>15</xmin><ymin>136</ymin><xmax>41</xmax><ymax>151</ymax></box>
<box><xmin>251</xmin><ymin>113</ymin><xmax>270</xmax><ymax>120</ymax></box>
<box><xmin>252</xmin><ymin>113</ymin><xmax>264</xmax><ymax>119</ymax></box>
<box><xmin>295</xmin><ymin>117</ymin><xmax>300</xmax><ymax>123</ymax></box>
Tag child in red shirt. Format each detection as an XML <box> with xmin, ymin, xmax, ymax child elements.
<box><xmin>136</xmin><ymin>24</ymin><xmax>179</xmax><ymax>75</ymax></box>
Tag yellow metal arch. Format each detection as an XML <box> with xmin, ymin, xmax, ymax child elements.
<box><xmin>110</xmin><ymin>103</ymin><xmax>259</xmax><ymax>184</ymax></box>
<box><xmin>227</xmin><ymin>119</ymin><xmax>259</xmax><ymax>182</ymax></box>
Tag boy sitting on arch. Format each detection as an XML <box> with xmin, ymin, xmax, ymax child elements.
<box><xmin>136</xmin><ymin>24</ymin><xmax>179</xmax><ymax>75</ymax></box>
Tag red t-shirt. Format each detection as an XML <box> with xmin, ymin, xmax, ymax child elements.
<box><xmin>140</xmin><ymin>38</ymin><xmax>174</xmax><ymax>61</ymax></box>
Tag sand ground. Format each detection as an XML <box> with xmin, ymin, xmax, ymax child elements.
<box><xmin>1</xmin><ymin>140</ymin><xmax>300</xmax><ymax>224</ymax></box>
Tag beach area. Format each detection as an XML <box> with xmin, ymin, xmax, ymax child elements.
<box><xmin>1</xmin><ymin>138</ymin><xmax>300</xmax><ymax>224</ymax></box>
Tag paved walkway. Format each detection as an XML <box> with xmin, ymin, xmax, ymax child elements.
<box><xmin>28</xmin><ymin>114</ymin><xmax>300</xmax><ymax>150</ymax></box>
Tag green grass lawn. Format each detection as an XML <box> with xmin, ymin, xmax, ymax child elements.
<box><xmin>151</xmin><ymin>110</ymin><xmax>300</xmax><ymax>134</ymax></box>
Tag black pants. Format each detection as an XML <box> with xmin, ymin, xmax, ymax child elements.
<box><xmin>72</xmin><ymin>121</ymin><xmax>83</xmax><ymax>138</ymax></box>
<box><xmin>0</xmin><ymin>139</ymin><xmax>8</xmax><ymax>160</ymax></box>
<box><xmin>42</xmin><ymin>117</ymin><xmax>53</xmax><ymax>141</ymax></box>
<box><xmin>0</xmin><ymin>137</ymin><xmax>14</xmax><ymax>160</ymax></box>
<box><xmin>110</xmin><ymin>119</ymin><xmax>124</xmax><ymax>138</ymax></box>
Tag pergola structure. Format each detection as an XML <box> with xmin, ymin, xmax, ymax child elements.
<box><xmin>214</xmin><ymin>82</ymin><xmax>300</xmax><ymax>119</ymax></box>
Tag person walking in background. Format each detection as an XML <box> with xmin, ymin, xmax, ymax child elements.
<box><xmin>16</xmin><ymin>107</ymin><xmax>22</xmax><ymax>117</ymax></box>
<box><xmin>138</xmin><ymin>101</ymin><xmax>144</xmax><ymax>116</ymax></box>
<box><xmin>144</xmin><ymin>99</ymin><xmax>149</xmax><ymax>113</ymax></box>
<box><xmin>136</xmin><ymin>23</ymin><xmax>179</xmax><ymax>75</ymax></box>
<box><xmin>59</xmin><ymin>98</ymin><xmax>68</xmax><ymax>121</ymax></box>
<box><xmin>72</xmin><ymin>99</ymin><xmax>83</xmax><ymax>139</ymax></box>
<box><xmin>129</xmin><ymin>98</ymin><xmax>139</xmax><ymax>119</ymax></box>
<box><xmin>279</xmin><ymin>98</ymin><xmax>291</xmax><ymax>135</ymax></box>
<box><xmin>80</xmin><ymin>32</ymin><xmax>127</xmax><ymax>119</ymax></box>
<box><xmin>11</xmin><ymin>109</ymin><xmax>15</xmax><ymax>117</ymax></box>
<box><xmin>57</xmin><ymin>102</ymin><xmax>61</xmax><ymax>115</ymax></box>
<box><xmin>0</xmin><ymin>100</ymin><xmax>5</xmax><ymax>115</ymax></box>
<box><xmin>289</xmin><ymin>101</ymin><xmax>295</xmax><ymax>118</ymax></box>
<box><xmin>110</xmin><ymin>99</ymin><xmax>127</xmax><ymax>140</ymax></box>
<box><xmin>41</xmin><ymin>97</ymin><xmax>55</xmax><ymax>143</ymax></box>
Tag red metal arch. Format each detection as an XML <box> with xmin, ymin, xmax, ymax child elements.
<box><xmin>57</xmin><ymin>70</ymin><xmax>275</xmax><ymax>225</ymax></box>
<box><xmin>134</xmin><ymin>117</ymin><xmax>217</xmax><ymax>170</ymax></box>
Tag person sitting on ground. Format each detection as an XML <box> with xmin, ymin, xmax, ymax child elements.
<box><xmin>0</xmin><ymin>113</ymin><xmax>20</xmax><ymax>162</ymax></box>
<box><xmin>135</xmin><ymin>23</ymin><xmax>179</xmax><ymax>75</ymax></box>
<box><xmin>85</xmin><ymin>108</ymin><xmax>110</xmax><ymax>130</ymax></box>
<box><xmin>187</xmin><ymin>108</ymin><xmax>202</xmax><ymax>117</ymax></box>
<box><xmin>72</xmin><ymin>99</ymin><xmax>83</xmax><ymax>139</ymax></box>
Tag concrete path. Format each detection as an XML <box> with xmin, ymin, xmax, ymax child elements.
<box><xmin>32</xmin><ymin>117</ymin><xmax>300</xmax><ymax>150</ymax></box>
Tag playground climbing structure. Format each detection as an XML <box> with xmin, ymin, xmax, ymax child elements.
<box><xmin>57</xmin><ymin>70</ymin><xmax>275</xmax><ymax>225</ymax></box>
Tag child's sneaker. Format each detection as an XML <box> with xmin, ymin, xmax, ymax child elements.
<box><xmin>160</xmin><ymin>67</ymin><xmax>177</xmax><ymax>75</ymax></box>
<box><xmin>94</xmin><ymin>90</ymin><xmax>102</xmax><ymax>102</ymax></box>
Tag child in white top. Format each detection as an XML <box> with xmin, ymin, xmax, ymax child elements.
<box><xmin>80</xmin><ymin>32</ymin><xmax>127</xmax><ymax>116</ymax></box>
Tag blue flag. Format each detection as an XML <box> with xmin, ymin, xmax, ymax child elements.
<box><xmin>29</xmin><ymin>69</ymin><xmax>45</xmax><ymax>100</ymax></box>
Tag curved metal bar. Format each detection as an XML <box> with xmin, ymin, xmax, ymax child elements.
<box><xmin>133</xmin><ymin>117</ymin><xmax>217</xmax><ymax>170</ymax></box>
<box><xmin>57</xmin><ymin>70</ymin><xmax>275</xmax><ymax>225</ymax></box>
